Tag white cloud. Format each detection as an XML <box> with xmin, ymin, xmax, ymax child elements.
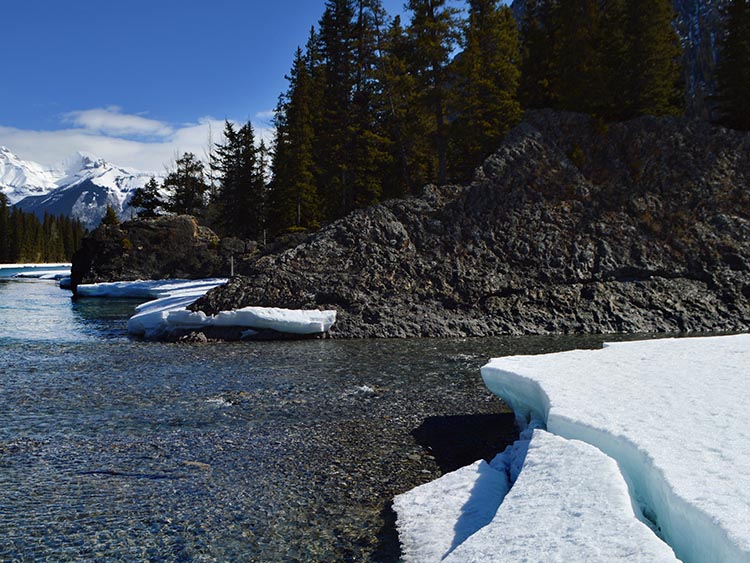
<box><xmin>0</xmin><ymin>110</ymin><xmax>276</xmax><ymax>173</ymax></box>
<box><xmin>63</xmin><ymin>106</ymin><xmax>173</xmax><ymax>138</ymax></box>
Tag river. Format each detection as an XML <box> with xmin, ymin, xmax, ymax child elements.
<box><xmin>0</xmin><ymin>269</ymin><xmax>614</xmax><ymax>562</ymax></box>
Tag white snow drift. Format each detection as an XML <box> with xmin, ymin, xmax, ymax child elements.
<box><xmin>396</xmin><ymin>334</ymin><xmax>750</xmax><ymax>563</ymax></box>
<box><xmin>76</xmin><ymin>278</ymin><xmax>336</xmax><ymax>339</ymax></box>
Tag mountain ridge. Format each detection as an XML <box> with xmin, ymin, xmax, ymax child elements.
<box><xmin>0</xmin><ymin>146</ymin><xmax>161</xmax><ymax>228</ymax></box>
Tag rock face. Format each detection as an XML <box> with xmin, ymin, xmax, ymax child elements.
<box><xmin>192</xmin><ymin>110</ymin><xmax>750</xmax><ymax>338</ymax></box>
<box><xmin>71</xmin><ymin>215</ymin><xmax>227</xmax><ymax>291</ymax></box>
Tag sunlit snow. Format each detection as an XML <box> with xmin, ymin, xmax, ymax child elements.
<box><xmin>76</xmin><ymin>278</ymin><xmax>336</xmax><ymax>339</ymax></box>
<box><xmin>396</xmin><ymin>334</ymin><xmax>750</xmax><ymax>563</ymax></box>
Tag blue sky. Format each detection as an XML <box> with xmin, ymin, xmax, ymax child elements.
<box><xmin>0</xmin><ymin>0</ymin><xmax>467</xmax><ymax>171</ymax></box>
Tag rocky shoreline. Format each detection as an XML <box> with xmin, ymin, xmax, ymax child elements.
<box><xmin>73</xmin><ymin>110</ymin><xmax>750</xmax><ymax>339</ymax></box>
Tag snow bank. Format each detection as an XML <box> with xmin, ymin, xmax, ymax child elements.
<box><xmin>395</xmin><ymin>424</ymin><xmax>678</xmax><ymax>562</ymax></box>
<box><xmin>12</xmin><ymin>269</ymin><xmax>70</xmax><ymax>280</ymax></box>
<box><xmin>75</xmin><ymin>278</ymin><xmax>227</xmax><ymax>299</ymax></box>
<box><xmin>91</xmin><ymin>278</ymin><xmax>336</xmax><ymax>339</ymax></box>
<box><xmin>482</xmin><ymin>334</ymin><xmax>750</xmax><ymax>563</ymax></box>
<box><xmin>0</xmin><ymin>263</ymin><xmax>71</xmax><ymax>279</ymax></box>
<box><xmin>394</xmin><ymin>459</ymin><xmax>510</xmax><ymax>563</ymax></box>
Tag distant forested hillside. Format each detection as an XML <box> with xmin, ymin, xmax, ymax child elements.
<box><xmin>0</xmin><ymin>193</ymin><xmax>86</xmax><ymax>263</ymax></box>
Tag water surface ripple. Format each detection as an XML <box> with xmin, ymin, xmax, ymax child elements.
<box><xmin>0</xmin><ymin>276</ymin><xmax>613</xmax><ymax>562</ymax></box>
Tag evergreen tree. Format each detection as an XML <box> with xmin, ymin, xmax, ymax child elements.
<box><xmin>213</xmin><ymin>120</ymin><xmax>266</xmax><ymax>239</ymax></box>
<box><xmin>378</xmin><ymin>15</ymin><xmax>429</xmax><ymax>197</ymax></box>
<box><xmin>549</xmin><ymin>0</ymin><xmax>611</xmax><ymax>115</ymax></box>
<box><xmin>715</xmin><ymin>0</ymin><xmax>750</xmax><ymax>130</ymax></box>
<box><xmin>406</xmin><ymin>0</ymin><xmax>461</xmax><ymax>186</ymax></box>
<box><xmin>347</xmin><ymin>0</ymin><xmax>392</xmax><ymax>210</ymax></box>
<box><xmin>519</xmin><ymin>0</ymin><xmax>558</xmax><ymax>109</ymax></box>
<box><xmin>450</xmin><ymin>0</ymin><xmax>522</xmax><ymax>181</ymax></box>
<box><xmin>101</xmin><ymin>206</ymin><xmax>120</xmax><ymax>227</ymax></box>
<box><xmin>165</xmin><ymin>152</ymin><xmax>209</xmax><ymax>216</ymax></box>
<box><xmin>624</xmin><ymin>0</ymin><xmax>683</xmax><ymax>117</ymax></box>
<box><xmin>269</xmin><ymin>47</ymin><xmax>320</xmax><ymax>234</ymax></box>
<box><xmin>129</xmin><ymin>177</ymin><xmax>163</xmax><ymax>218</ymax></box>
<box><xmin>0</xmin><ymin>193</ymin><xmax>9</xmax><ymax>263</ymax></box>
<box><xmin>316</xmin><ymin>0</ymin><xmax>357</xmax><ymax>219</ymax></box>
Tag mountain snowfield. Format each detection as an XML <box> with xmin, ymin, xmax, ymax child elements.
<box><xmin>0</xmin><ymin>146</ymin><xmax>160</xmax><ymax>228</ymax></box>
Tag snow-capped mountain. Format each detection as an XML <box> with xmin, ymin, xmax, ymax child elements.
<box><xmin>0</xmin><ymin>146</ymin><xmax>60</xmax><ymax>202</ymax></box>
<box><xmin>1</xmin><ymin>147</ymin><xmax>160</xmax><ymax>228</ymax></box>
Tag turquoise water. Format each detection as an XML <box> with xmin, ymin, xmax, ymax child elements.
<box><xmin>0</xmin><ymin>270</ymin><xmax>614</xmax><ymax>562</ymax></box>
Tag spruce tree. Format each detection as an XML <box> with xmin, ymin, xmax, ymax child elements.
<box><xmin>549</xmin><ymin>0</ymin><xmax>611</xmax><ymax>115</ymax></box>
<box><xmin>715</xmin><ymin>0</ymin><xmax>750</xmax><ymax>130</ymax></box>
<box><xmin>165</xmin><ymin>153</ymin><xmax>209</xmax><ymax>216</ymax></box>
<box><xmin>378</xmin><ymin>15</ymin><xmax>427</xmax><ymax>197</ymax></box>
<box><xmin>317</xmin><ymin>0</ymin><xmax>357</xmax><ymax>220</ymax></box>
<box><xmin>269</xmin><ymin>47</ymin><xmax>320</xmax><ymax>234</ymax></box>
<box><xmin>406</xmin><ymin>0</ymin><xmax>460</xmax><ymax>186</ymax></box>
<box><xmin>624</xmin><ymin>0</ymin><xmax>683</xmax><ymax>117</ymax></box>
<box><xmin>0</xmin><ymin>193</ymin><xmax>9</xmax><ymax>263</ymax></box>
<box><xmin>214</xmin><ymin>120</ymin><xmax>265</xmax><ymax>239</ymax></box>
<box><xmin>450</xmin><ymin>0</ymin><xmax>522</xmax><ymax>181</ymax></box>
<box><xmin>348</xmin><ymin>0</ymin><xmax>391</xmax><ymax>210</ymax></box>
<box><xmin>519</xmin><ymin>0</ymin><xmax>558</xmax><ymax>109</ymax></box>
<box><xmin>130</xmin><ymin>177</ymin><xmax>163</xmax><ymax>218</ymax></box>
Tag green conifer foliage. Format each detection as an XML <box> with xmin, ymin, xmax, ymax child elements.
<box><xmin>0</xmin><ymin>193</ymin><xmax>9</xmax><ymax>263</ymax></box>
<box><xmin>519</xmin><ymin>0</ymin><xmax>558</xmax><ymax>109</ymax></box>
<box><xmin>715</xmin><ymin>0</ymin><xmax>750</xmax><ymax>130</ymax></box>
<box><xmin>165</xmin><ymin>153</ymin><xmax>209</xmax><ymax>216</ymax></box>
<box><xmin>270</xmin><ymin>47</ymin><xmax>321</xmax><ymax>234</ymax></box>
<box><xmin>406</xmin><ymin>0</ymin><xmax>461</xmax><ymax>186</ymax></box>
<box><xmin>213</xmin><ymin>121</ymin><xmax>265</xmax><ymax>239</ymax></box>
<box><xmin>378</xmin><ymin>15</ymin><xmax>430</xmax><ymax>197</ymax></box>
<box><xmin>624</xmin><ymin>0</ymin><xmax>683</xmax><ymax>117</ymax></box>
<box><xmin>129</xmin><ymin>177</ymin><xmax>163</xmax><ymax>218</ymax></box>
<box><xmin>450</xmin><ymin>1</ymin><xmax>522</xmax><ymax>181</ymax></box>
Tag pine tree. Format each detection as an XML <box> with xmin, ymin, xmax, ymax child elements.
<box><xmin>101</xmin><ymin>205</ymin><xmax>120</xmax><ymax>227</ymax></box>
<box><xmin>269</xmin><ymin>47</ymin><xmax>321</xmax><ymax>234</ymax></box>
<box><xmin>624</xmin><ymin>0</ymin><xmax>683</xmax><ymax>117</ymax></box>
<box><xmin>549</xmin><ymin>0</ymin><xmax>611</xmax><ymax>115</ymax></box>
<box><xmin>450</xmin><ymin>0</ymin><xmax>522</xmax><ymax>181</ymax></box>
<box><xmin>165</xmin><ymin>152</ymin><xmax>209</xmax><ymax>216</ymax></box>
<box><xmin>715</xmin><ymin>0</ymin><xmax>750</xmax><ymax>130</ymax></box>
<box><xmin>378</xmin><ymin>15</ymin><xmax>424</xmax><ymax>197</ymax></box>
<box><xmin>213</xmin><ymin>120</ymin><xmax>266</xmax><ymax>239</ymax></box>
<box><xmin>519</xmin><ymin>0</ymin><xmax>558</xmax><ymax>109</ymax></box>
<box><xmin>129</xmin><ymin>177</ymin><xmax>163</xmax><ymax>218</ymax></box>
<box><xmin>0</xmin><ymin>193</ymin><xmax>9</xmax><ymax>263</ymax></box>
<box><xmin>347</xmin><ymin>0</ymin><xmax>392</xmax><ymax>210</ymax></box>
<box><xmin>406</xmin><ymin>0</ymin><xmax>461</xmax><ymax>186</ymax></box>
<box><xmin>317</xmin><ymin>0</ymin><xmax>357</xmax><ymax>219</ymax></box>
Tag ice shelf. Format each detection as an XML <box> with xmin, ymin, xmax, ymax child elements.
<box><xmin>481</xmin><ymin>334</ymin><xmax>750</xmax><ymax>563</ymax></box>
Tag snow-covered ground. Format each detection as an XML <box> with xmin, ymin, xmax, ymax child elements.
<box><xmin>75</xmin><ymin>278</ymin><xmax>336</xmax><ymax>339</ymax></box>
<box><xmin>396</xmin><ymin>334</ymin><xmax>750</xmax><ymax>563</ymax></box>
<box><xmin>0</xmin><ymin>264</ymin><xmax>72</xmax><ymax>279</ymax></box>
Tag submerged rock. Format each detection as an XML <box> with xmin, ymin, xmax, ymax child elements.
<box><xmin>192</xmin><ymin>110</ymin><xmax>750</xmax><ymax>338</ymax></box>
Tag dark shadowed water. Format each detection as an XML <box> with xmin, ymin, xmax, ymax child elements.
<box><xmin>0</xmin><ymin>273</ymin><xmax>617</xmax><ymax>562</ymax></box>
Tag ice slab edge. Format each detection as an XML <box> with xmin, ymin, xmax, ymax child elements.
<box><xmin>482</xmin><ymin>357</ymin><xmax>749</xmax><ymax>563</ymax></box>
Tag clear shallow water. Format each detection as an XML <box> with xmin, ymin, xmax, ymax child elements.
<box><xmin>0</xmin><ymin>272</ymin><xmax>619</xmax><ymax>562</ymax></box>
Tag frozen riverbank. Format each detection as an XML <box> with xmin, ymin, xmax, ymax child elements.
<box><xmin>75</xmin><ymin>278</ymin><xmax>336</xmax><ymax>340</ymax></box>
<box><xmin>396</xmin><ymin>334</ymin><xmax>750</xmax><ymax>562</ymax></box>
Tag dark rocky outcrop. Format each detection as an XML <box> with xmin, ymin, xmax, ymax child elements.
<box><xmin>70</xmin><ymin>215</ymin><xmax>230</xmax><ymax>292</ymax></box>
<box><xmin>192</xmin><ymin>110</ymin><xmax>750</xmax><ymax>337</ymax></box>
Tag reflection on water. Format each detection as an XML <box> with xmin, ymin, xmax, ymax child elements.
<box><xmin>0</xmin><ymin>276</ymin><xmax>641</xmax><ymax>562</ymax></box>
